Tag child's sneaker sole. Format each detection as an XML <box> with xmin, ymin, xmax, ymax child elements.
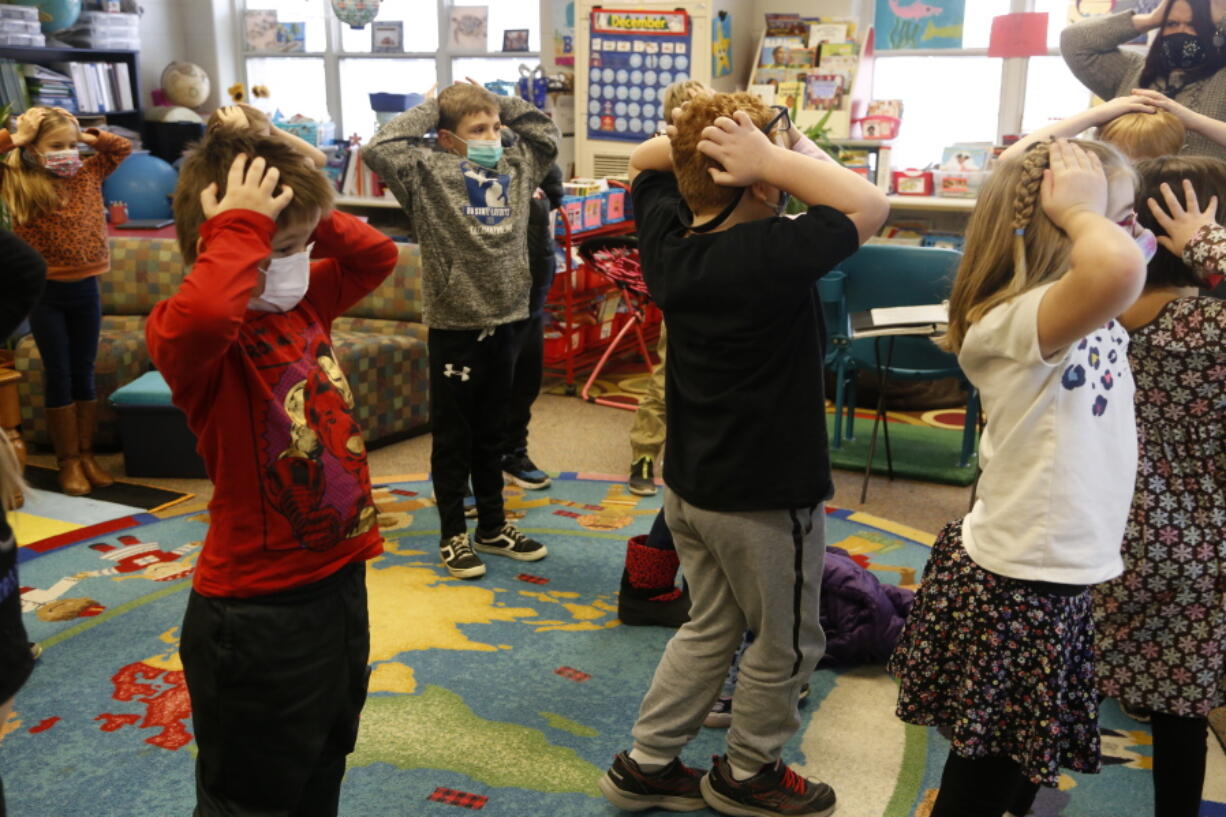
<box><xmin>700</xmin><ymin>775</ymin><xmax>837</xmax><ymax>817</ymax></box>
<box><xmin>443</xmin><ymin>561</ymin><xmax>487</xmax><ymax>579</ymax></box>
<box><xmin>598</xmin><ymin>772</ymin><xmax>706</xmax><ymax>812</ymax></box>
<box><xmin>473</xmin><ymin>542</ymin><xmax>548</xmax><ymax>561</ymax></box>
<box><xmin>504</xmin><ymin>471</ymin><xmax>552</xmax><ymax>490</ymax></box>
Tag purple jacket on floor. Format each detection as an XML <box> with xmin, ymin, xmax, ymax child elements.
<box><xmin>818</xmin><ymin>546</ymin><xmax>914</xmax><ymax>668</ymax></box>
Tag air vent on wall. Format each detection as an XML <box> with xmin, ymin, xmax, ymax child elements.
<box><xmin>593</xmin><ymin>153</ymin><xmax>630</xmax><ymax>178</ymax></box>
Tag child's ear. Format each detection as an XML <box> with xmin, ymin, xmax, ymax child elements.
<box><xmin>437</xmin><ymin>129</ymin><xmax>459</xmax><ymax>154</ymax></box>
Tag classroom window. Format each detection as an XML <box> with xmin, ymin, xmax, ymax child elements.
<box><xmin>873</xmin><ymin>56</ymin><xmax>1003</xmax><ymax>170</ymax></box>
<box><xmin>1022</xmin><ymin>56</ymin><xmax>1094</xmax><ymax>134</ymax></box>
<box><xmin>245</xmin><ymin>57</ymin><xmax>329</xmax><ymax>122</ymax></box>
<box><xmin>238</xmin><ymin>0</ymin><xmax>541</xmax><ymax>147</ymax></box>
<box><xmin>339</xmin><ymin>58</ymin><xmax>437</xmax><ymax>143</ymax></box>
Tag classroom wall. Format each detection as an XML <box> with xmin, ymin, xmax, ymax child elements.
<box><xmin>135</xmin><ymin>0</ymin><xmax>188</xmax><ymax>108</ymax></box>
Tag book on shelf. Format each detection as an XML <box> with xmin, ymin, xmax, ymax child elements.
<box><xmin>850</xmin><ymin>304</ymin><xmax>948</xmax><ymax>338</ymax></box>
<box><xmin>0</xmin><ymin>59</ymin><xmax>31</xmax><ymax>113</ymax></box>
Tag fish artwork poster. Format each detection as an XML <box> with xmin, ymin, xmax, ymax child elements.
<box><xmin>876</xmin><ymin>0</ymin><xmax>965</xmax><ymax>51</ymax></box>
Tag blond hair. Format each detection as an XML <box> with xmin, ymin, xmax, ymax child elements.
<box><xmin>437</xmin><ymin>84</ymin><xmax>499</xmax><ymax>133</ymax></box>
<box><xmin>0</xmin><ymin>431</ymin><xmax>28</xmax><ymax>515</ymax></box>
<box><xmin>0</xmin><ymin>107</ymin><xmax>79</xmax><ymax>225</ymax></box>
<box><xmin>661</xmin><ymin>80</ymin><xmax>710</xmax><ymax>126</ymax></box>
<box><xmin>942</xmin><ymin>139</ymin><xmax>1134</xmax><ymax>353</ymax></box>
<box><xmin>669</xmin><ymin>92</ymin><xmax>774</xmax><ymax>213</ymax></box>
<box><xmin>1097</xmin><ymin>110</ymin><xmax>1186</xmax><ymax>161</ymax></box>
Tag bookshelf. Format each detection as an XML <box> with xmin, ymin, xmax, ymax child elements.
<box><xmin>0</xmin><ymin>45</ymin><xmax>141</xmax><ymax>133</ymax></box>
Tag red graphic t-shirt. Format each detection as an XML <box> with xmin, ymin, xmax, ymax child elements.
<box><xmin>146</xmin><ymin>209</ymin><xmax>400</xmax><ymax>597</ymax></box>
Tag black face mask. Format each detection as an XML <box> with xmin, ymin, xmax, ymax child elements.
<box><xmin>1162</xmin><ymin>33</ymin><xmax>1209</xmax><ymax>71</ymax></box>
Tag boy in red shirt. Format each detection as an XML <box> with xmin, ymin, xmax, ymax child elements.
<box><xmin>146</xmin><ymin>132</ymin><xmax>398</xmax><ymax>815</ymax></box>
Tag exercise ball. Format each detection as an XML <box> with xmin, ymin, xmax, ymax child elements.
<box><xmin>11</xmin><ymin>0</ymin><xmax>81</xmax><ymax>33</ymax></box>
<box><xmin>161</xmin><ymin>62</ymin><xmax>211</xmax><ymax>110</ymax></box>
<box><xmin>102</xmin><ymin>152</ymin><xmax>178</xmax><ymax>220</ymax></box>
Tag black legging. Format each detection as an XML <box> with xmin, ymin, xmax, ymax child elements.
<box><xmin>929</xmin><ymin>752</ymin><xmax>1042</xmax><ymax>817</ymax></box>
<box><xmin>997</xmin><ymin>712</ymin><xmax>1208</xmax><ymax>817</ymax></box>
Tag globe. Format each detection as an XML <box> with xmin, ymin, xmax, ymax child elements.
<box><xmin>102</xmin><ymin>152</ymin><xmax>179</xmax><ymax>221</ymax></box>
<box><xmin>11</xmin><ymin>0</ymin><xmax>81</xmax><ymax>34</ymax></box>
<box><xmin>161</xmin><ymin>62</ymin><xmax>211</xmax><ymax>110</ymax></box>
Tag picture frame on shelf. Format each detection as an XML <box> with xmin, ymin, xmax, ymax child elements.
<box><xmin>372</xmin><ymin>20</ymin><xmax>403</xmax><ymax>53</ymax></box>
<box><xmin>244</xmin><ymin>9</ymin><xmax>279</xmax><ymax>52</ymax></box>
<box><xmin>503</xmin><ymin>28</ymin><xmax>529</xmax><ymax>52</ymax></box>
<box><xmin>276</xmin><ymin>22</ymin><xmax>306</xmax><ymax>53</ymax></box>
<box><xmin>450</xmin><ymin>6</ymin><xmax>488</xmax><ymax>50</ymax></box>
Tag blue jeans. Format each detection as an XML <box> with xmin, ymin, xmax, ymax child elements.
<box><xmin>28</xmin><ymin>277</ymin><xmax>101</xmax><ymax>409</ymax></box>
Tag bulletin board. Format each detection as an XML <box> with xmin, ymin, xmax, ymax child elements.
<box><xmin>586</xmin><ymin>8</ymin><xmax>692</xmax><ymax>143</ymax></box>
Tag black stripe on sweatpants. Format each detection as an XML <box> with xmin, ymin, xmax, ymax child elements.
<box><xmin>787</xmin><ymin>508</ymin><xmax>807</xmax><ymax>677</ymax></box>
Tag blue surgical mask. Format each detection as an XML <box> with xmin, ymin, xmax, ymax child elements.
<box><xmin>461</xmin><ymin>137</ymin><xmax>503</xmax><ymax>169</ymax></box>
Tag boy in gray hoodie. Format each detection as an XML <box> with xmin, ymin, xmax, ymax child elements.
<box><xmin>365</xmin><ymin>81</ymin><xmax>559</xmax><ymax>579</ymax></box>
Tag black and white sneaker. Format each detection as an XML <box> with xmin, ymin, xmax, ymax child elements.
<box><xmin>440</xmin><ymin>533</ymin><xmax>486</xmax><ymax>579</ymax></box>
<box><xmin>503</xmin><ymin>451</ymin><xmax>551</xmax><ymax>490</ymax></box>
<box><xmin>474</xmin><ymin>524</ymin><xmax>548</xmax><ymax>561</ymax></box>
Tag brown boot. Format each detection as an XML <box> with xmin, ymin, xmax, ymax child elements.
<box><xmin>75</xmin><ymin>400</ymin><xmax>114</xmax><ymax>488</ymax></box>
<box><xmin>46</xmin><ymin>404</ymin><xmax>90</xmax><ymax>496</ymax></box>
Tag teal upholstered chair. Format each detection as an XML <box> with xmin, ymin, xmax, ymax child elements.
<box><xmin>830</xmin><ymin>244</ymin><xmax>980</xmax><ymax>501</ymax></box>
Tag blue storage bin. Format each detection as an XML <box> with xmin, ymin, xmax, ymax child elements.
<box><xmin>111</xmin><ymin>371</ymin><xmax>207</xmax><ymax>478</ymax></box>
<box><xmin>369</xmin><ymin>92</ymin><xmax>424</xmax><ymax>112</ymax></box>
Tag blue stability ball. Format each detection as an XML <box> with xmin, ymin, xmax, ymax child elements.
<box><xmin>103</xmin><ymin>152</ymin><xmax>179</xmax><ymax>220</ymax></box>
<box><xmin>13</xmin><ymin>0</ymin><xmax>81</xmax><ymax>34</ymax></box>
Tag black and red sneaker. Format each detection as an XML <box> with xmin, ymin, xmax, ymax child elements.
<box><xmin>598</xmin><ymin>751</ymin><xmax>707</xmax><ymax>812</ymax></box>
<box><xmin>700</xmin><ymin>755</ymin><xmax>836</xmax><ymax>817</ymax></box>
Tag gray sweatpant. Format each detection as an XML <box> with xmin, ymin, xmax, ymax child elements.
<box><xmin>631</xmin><ymin>488</ymin><xmax>827</xmax><ymax>770</ymax></box>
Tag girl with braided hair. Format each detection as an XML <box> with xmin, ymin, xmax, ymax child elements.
<box><xmin>887</xmin><ymin>139</ymin><xmax>1150</xmax><ymax>817</ymax></box>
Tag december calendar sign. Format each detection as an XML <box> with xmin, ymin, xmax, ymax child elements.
<box><xmin>587</xmin><ymin>9</ymin><xmax>692</xmax><ymax>143</ymax></box>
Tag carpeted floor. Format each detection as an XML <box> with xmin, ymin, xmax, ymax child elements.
<box><xmin>10</xmin><ymin>474</ymin><xmax>1224</xmax><ymax>817</ymax></box>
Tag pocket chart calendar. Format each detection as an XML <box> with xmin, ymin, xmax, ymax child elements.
<box><xmin>586</xmin><ymin>9</ymin><xmax>692</xmax><ymax>143</ymax></box>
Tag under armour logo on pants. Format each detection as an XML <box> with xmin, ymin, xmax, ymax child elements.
<box><xmin>443</xmin><ymin>364</ymin><xmax>471</xmax><ymax>381</ymax></box>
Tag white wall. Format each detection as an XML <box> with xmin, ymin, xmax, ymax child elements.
<box><xmin>134</xmin><ymin>0</ymin><xmax>188</xmax><ymax>108</ymax></box>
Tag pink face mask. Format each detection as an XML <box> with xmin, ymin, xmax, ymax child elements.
<box><xmin>43</xmin><ymin>149</ymin><xmax>82</xmax><ymax>178</ymax></box>
<box><xmin>1117</xmin><ymin>214</ymin><xmax>1158</xmax><ymax>265</ymax></box>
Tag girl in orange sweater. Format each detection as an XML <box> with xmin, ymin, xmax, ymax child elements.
<box><xmin>0</xmin><ymin>107</ymin><xmax>131</xmax><ymax>495</ymax></box>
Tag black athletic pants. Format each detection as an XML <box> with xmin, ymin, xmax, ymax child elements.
<box><xmin>428</xmin><ymin>325</ymin><xmax>515</xmax><ymax>538</ymax></box>
<box><xmin>180</xmin><ymin>562</ymin><xmax>370</xmax><ymax>817</ymax></box>
<box><xmin>502</xmin><ymin>311</ymin><xmax>545</xmax><ymax>457</ymax></box>
<box><xmin>929</xmin><ymin>752</ymin><xmax>1042</xmax><ymax>817</ymax></box>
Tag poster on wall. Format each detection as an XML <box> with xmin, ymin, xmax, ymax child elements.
<box><xmin>554</xmin><ymin>0</ymin><xmax>574</xmax><ymax>66</ymax></box>
<box><xmin>587</xmin><ymin>8</ymin><xmax>692</xmax><ymax>143</ymax></box>
<box><xmin>712</xmin><ymin>11</ymin><xmax>733</xmax><ymax>78</ymax></box>
<box><xmin>875</xmin><ymin>0</ymin><xmax>965</xmax><ymax>51</ymax></box>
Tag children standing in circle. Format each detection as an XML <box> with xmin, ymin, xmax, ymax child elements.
<box><xmin>0</xmin><ymin>107</ymin><xmax>131</xmax><ymax>496</ymax></box>
<box><xmin>1095</xmin><ymin>157</ymin><xmax>1226</xmax><ymax>817</ymax></box>
<box><xmin>887</xmin><ymin>139</ymin><xmax>1148</xmax><ymax>817</ymax></box>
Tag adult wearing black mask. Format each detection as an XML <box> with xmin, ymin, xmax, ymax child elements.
<box><xmin>1063</xmin><ymin>0</ymin><xmax>1226</xmax><ymax>161</ymax></box>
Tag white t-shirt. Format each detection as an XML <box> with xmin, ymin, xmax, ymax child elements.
<box><xmin>959</xmin><ymin>282</ymin><xmax>1136</xmax><ymax>585</ymax></box>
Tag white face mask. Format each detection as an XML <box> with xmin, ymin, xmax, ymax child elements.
<box><xmin>250</xmin><ymin>244</ymin><xmax>313</xmax><ymax>313</ymax></box>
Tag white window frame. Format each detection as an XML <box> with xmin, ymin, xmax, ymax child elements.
<box><xmin>870</xmin><ymin>0</ymin><xmax>1079</xmax><ymax>143</ymax></box>
<box><xmin>233</xmin><ymin>0</ymin><xmax>540</xmax><ymax>137</ymax></box>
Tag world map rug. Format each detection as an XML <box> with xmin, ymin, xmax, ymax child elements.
<box><xmin>5</xmin><ymin>475</ymin><xmax>1225</xmax><ymax>817</ymax></box>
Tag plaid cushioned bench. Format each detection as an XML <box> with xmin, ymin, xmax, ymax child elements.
<box><xmin>15</xmin><ymin>238</ymin><xmax>430</xmax><ymax>450</ymax></box>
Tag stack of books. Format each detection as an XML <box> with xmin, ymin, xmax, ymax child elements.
<box><xmin>24</xmin><ymin>64</ymin><xmax>78</xmax><ymax>113</ymax></box>
<box><xmin>0</xmin><ymin>58</ymin><xmax>30</xmax><ymax>112</ymax></box>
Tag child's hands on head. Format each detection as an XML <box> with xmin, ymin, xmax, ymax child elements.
<box><xmin>200</xmin><ymin>154</ymin><xmax>294</xmax><ymax>222</ymax></box>
<box><xmin>1094</xmin><ymin>94</ymin><xmax>1158</xmax><ymax>123</ymax></box>
<box><xmin>696</xmin><ymin>109</ymin><xmax>777</xmax><ymax>186</ymax></box>
<box><xmin>1147</xmin><ymin>178</ymin><xmax>1221</xmax><ymax>266</ymax></box>
<box><xmin>1130</xmin><ymin>88</ymin><xmax>1195</xmax><ymax>124</ymax></box>
<box><xmin>1041</xmin><ymin>139</ymin><xmax>1109</xmax><ymax>232</ymax></box>
<box><xmin>12</xmin><ymin>108</ymin><xmax>46</xmax><ymax>147</ymax></box>
<box><xmin>214</xmin><ymin>106</ymin><xmax>250</xmax><ymax>131</ymax></box>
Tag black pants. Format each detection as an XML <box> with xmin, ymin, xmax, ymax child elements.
<box><xmin>502</xmin><ymin>311</ymin><xmax>544</xmax><ymax>456</ymax></box>
<box><xmin>428</xmin><ymin>325</ymin><xmax>515</xmax><ymax>538</ymax></box>
<box><xmin>28</xmin><ymin>277</ymin><xmax>102</xmax><ymax>408</ymax></box>
<box><xmin>180</xmin><ymin>562</ymin><xmax>370</xmax><ymax>817</ymax></box>
<box><xmin>930</xmin><ymin>752</ymin><xmax>1042</xmax><ymax>817</ymax></box>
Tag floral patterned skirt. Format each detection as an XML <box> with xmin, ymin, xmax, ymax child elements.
<box><xmin>888</xmin><ymin>519</ymin><xmax>1102</xmax><ymax>785</ymax></box>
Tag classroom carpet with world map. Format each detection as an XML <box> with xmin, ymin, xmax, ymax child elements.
<box><xmin>4</xmin><ymin>474</ymin><xmax>1225</xmax><ymax>817</ymax></box>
